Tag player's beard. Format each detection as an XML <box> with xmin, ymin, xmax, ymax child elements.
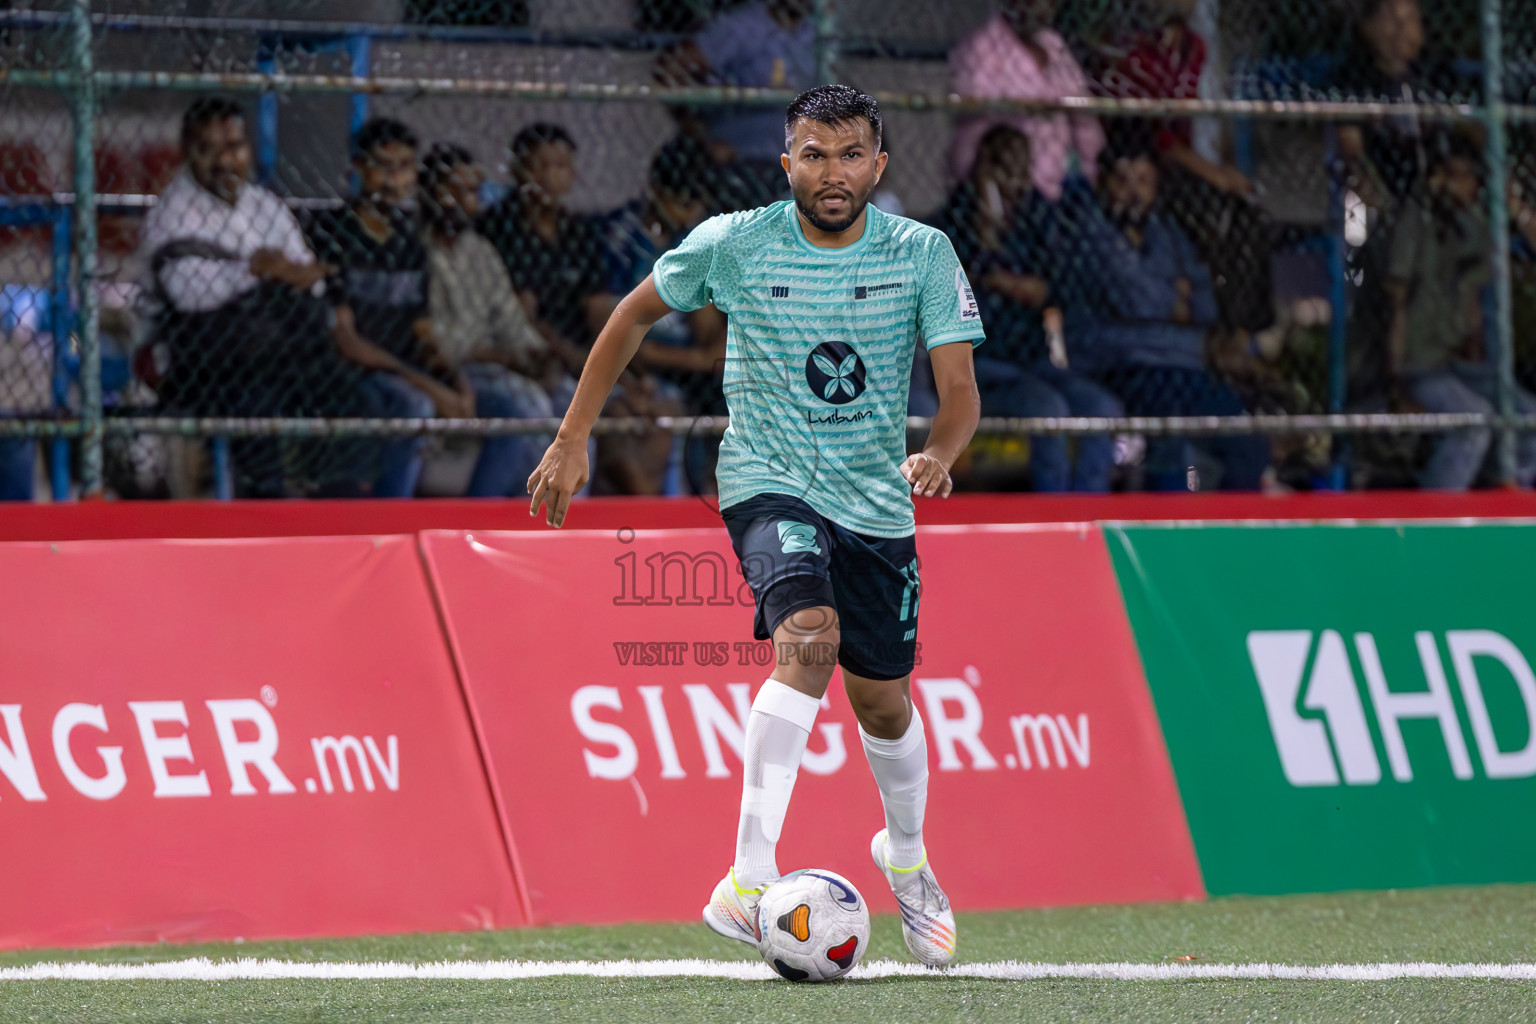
<box><xmin>794</xmin><ymin>181</ymin><xmax>873</xmax><ymax>235</ymax></box>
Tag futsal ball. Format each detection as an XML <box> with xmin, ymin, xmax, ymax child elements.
<box><xmin>756</xmin><ymin>868</ymin><xmax>871</xmax><ymax>982</ymax></box>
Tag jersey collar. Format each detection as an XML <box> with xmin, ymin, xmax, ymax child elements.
<box><xmin>786</xmin><ymin>199</ymin><xmax>875</xmax><ymax>258</ymax></box>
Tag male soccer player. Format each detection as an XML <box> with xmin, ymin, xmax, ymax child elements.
<box><xmin>527</xmin><ymin>84</ymin><xmax>984</xmax><ymax>967</ymax></box>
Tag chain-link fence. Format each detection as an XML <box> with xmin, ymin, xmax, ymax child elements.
<box><xmin>2</xmin><ymin>0</ymin><xmax>1535</xmax><ymax>499</ymax></box>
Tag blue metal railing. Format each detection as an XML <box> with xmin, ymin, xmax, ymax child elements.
<box><xmin>0</xmin><ymin>202</ymin><xmax>73</xmax><ymax>500</ymax></box>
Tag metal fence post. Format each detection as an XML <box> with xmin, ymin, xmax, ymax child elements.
<box><xmin>1482</xmin><ymin>0</ymin><xmax>1516</xmax><ymax>484</ymax></box>
<box><xmin>49</xmin><ymin>205</ymin><xmax>72</xmax><ymax>501</ymax></box>
<box><xmin>346</xmin><ymin>33</ymin><xmax>372</xmax><ymax>136</ymax></box>
<box><xmin>1324</xmin><ymin>125</ymin><xmax>1350</xmax><ymax>491</ymax></box>
<box><xmin>255</xmin><ymin>45</ymin><xmax>280</xmax><ymax>187</ymax></box>
<box><xmin>70</xmin><ymin>0</ymin><xmax>101</xmax><ymax>497</ymax></box>
<box><xmin>813</xmin><ymin>0</ymin><xmax>837</xmax><ymax>86</ymax></box>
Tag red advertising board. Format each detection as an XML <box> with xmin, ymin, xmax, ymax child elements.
<box><xmin>422</xmin><ymin>524</ymin><xmax>1203</xmax><ymax>926</ymax></box>
<box><xmin>0</xmin><ymin>535</ymin><xmax>523</xmax><ymax>949</ymax></box>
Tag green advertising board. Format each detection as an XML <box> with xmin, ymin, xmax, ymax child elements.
<box><xmin>1107</xmin><ymin>523</ymin><xmax>1536</xmax><ymax>896</ymax></box>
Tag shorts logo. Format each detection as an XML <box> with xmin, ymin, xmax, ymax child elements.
<box><xmin>771</xmin><ymin>285</ymin><xmax>790</xmax><ymax>298</ymax></box>
<box><xmin>777</xmin><ymin>521</ymin><xmax>822</xmax><ymax>556</ymax></box>
<box><xmin>805</xmin><ymin>341</ymin><xmax>867</xmax><ymax>405</ymax></box>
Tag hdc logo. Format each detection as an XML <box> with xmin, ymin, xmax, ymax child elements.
<box><xmin>1247</xmin><ymin>629</ymin><xmax>1536</xmax><ymax>786</ymax></box>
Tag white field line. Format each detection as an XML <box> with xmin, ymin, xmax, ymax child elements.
<box><xmin>2</xmin><ymin>959</ymin><xmax>1535</xmax><ymax>982</ymax></box>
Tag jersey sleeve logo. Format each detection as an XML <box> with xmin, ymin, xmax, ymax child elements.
<box><xmin>805</xmin><ymin>341</ymin><xmax>867</xmax><ymax>405</ymax></box>
<box><xmin>956</xmin><ymin>266</ymin><xmax>981</xmax><ymax>321</ymax></box>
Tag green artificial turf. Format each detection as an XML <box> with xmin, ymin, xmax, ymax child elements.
<box><xmin>2</xmin><ymin>885</ymin><xmax>1534</xmax><ymax>1023</ymax></box>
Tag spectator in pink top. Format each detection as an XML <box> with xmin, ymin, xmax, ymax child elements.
<box><xmin>949</xmin><ymin>0</ymin><xmax>1104</xmax><ymax>200</ymax></box>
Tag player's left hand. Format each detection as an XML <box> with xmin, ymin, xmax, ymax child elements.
<box><xmin>900</xmin><ymin>453</ymin><xmax>953</xmax><ymax>498</ymax></box>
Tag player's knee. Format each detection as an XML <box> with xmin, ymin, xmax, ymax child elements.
<box><xmin>846</xmin><ymin>682</ymin><xmax>911</xmax><ymax>739</ymax></box>
<box><xmin>773</xmin><ymin>605</ymin><xmax>840</xmax><ymax>690</ymax></box>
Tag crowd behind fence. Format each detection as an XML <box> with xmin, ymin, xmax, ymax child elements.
<box><xmin>2</xmin><ymin>0</ymin><xmax>1536</xmax><ymax>500</ymax></box>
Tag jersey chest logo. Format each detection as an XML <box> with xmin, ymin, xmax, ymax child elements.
<box><xmin>853</xmin><ymin>282</ymin><xmax>903</xmax><ymax>300</ymax></box>
<box><xmin>805</xmin><ymin>341</ymin><xmax>867</xmax><ymax>405</ymax></box>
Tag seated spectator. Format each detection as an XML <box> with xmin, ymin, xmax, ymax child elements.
<box><xmin>606</xmin><ymin>136</ymin><xmax>725</xmax><ymax>493</ymax></box>
<box><xmin>596</xmin><ymin>361</ymin><xmax>691</xmax><ymax>496</ymax></box>
<box><xmin>137</xmin><ymin>96</ymin><xmax>376</xmax><ymax>497</ymax></box>
<box><xmin>418</xmin><ymin>143</ymin><xmax>564</xmax><ymax>497</ymax></box>
<box><xmin>1333</xmin><ymin>0</ymin><xmax>1431</xmax><ymax>210</ymax></box>
<box><xmin>1103</xmin><ymin>0</ymin><xmax>1276</xmax><ymax>336</ymax></box>
<box><xmin>932</xmin><ymin>125</ymin><xmax>1121</xmax><ymax>492</ymax></box>
<box><xmin>612</xmin><ymin>136</ymin><xmax>725</xmax><ymax>404</ymax></box>
<box><xmin>949</xmin><ymin>0</ymin><xmax>1104</xmax><ymax>201</ymax></box>
<box><xmin>478</xmin><ymin>123</ymin><xmax>609</xmax><ymax>372</ymax></box>
<box><xmin>1335</xmin><ymin>0</ymin><xmax>1439</xmax><ymax>408</ymax></box>
<box><xmin>0</xmin><ymin>292</ymin><xmax>44</xmax><ymax>500</ymax></box>
<box><xmin>480</xmin><ymin>122</ymin><xmax>685</xmax><ymax>495</ymax></box>
<box><xmin>1057</xmin><ymin>147</ymin><xmax>1269</xmax><ymax>490</ymax></box>
<box><xmin>1509</xmin><ymin>160</ymin><xmax>1536</xmax><ymax>396</ymax></box>
<box><xmin>1385</xmin><ymin>134</ymin><xmax>1536</xmax><ymax>490</ymax></box>
<box><xmin>305</xmin><ymin>117</ymin><xmax>473</xmax><ymax>498</ymax></box>
<box><xmin>654</xmin><ymin>0</ymin><xmax>814</xmax><ymax>209</ymax></box>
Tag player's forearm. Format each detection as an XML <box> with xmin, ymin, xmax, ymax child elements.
<box><xmin>555</xmin><ymin>295</ymin><xmax>659</xmax><ymax>443</ymax></box>
<box><xmin>923</xmin><ymin>380</ymin><xmax>981</xmax><ymax>472</ymax></box>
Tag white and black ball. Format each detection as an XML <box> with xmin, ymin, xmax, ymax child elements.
<box><xmin>755</xmin><ymin>868</ymin><xmax>871</xmax><ymax>982</ymax></box>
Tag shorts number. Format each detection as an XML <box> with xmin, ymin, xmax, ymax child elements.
<box><xmin>898</xmin><ymin>557</ymin><xmax>920</xmax><ymax>621</ymax></box>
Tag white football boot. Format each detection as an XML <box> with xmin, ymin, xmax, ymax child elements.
<box><xmin>870</xmin><ymin>828</ymin><xmax>957</xmax><ymax>966</ymax></box>
<box><xmin>701</xmin><ymin>867</ymin><xmax>768</xmax><ymax>946</ymax></box>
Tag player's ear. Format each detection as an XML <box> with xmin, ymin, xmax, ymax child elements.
<box><xmin>874</xmin><ymin>149</ymin><xmax>889</xmax><ymax>184</ymax></box>
<box><xmin>781</xmin><ymin>152</ymin><xmax>792</xmax><ymax>177</ymax></box>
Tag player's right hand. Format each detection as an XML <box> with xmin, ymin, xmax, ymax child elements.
<box><xmin>527</xmin><ymin>436</ymin><xmax>590</xmax><ymax>528</ymax></box>
<box><xmin>900</xmin><ymin>452</ymin><xmax>953</xmax><ymax>499</ymax></box>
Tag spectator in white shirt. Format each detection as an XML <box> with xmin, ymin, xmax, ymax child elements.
<box><xmin>137</xmin><ymin>97</ymin><xmax>429</xmax><ymax>497</ymax></box>
<box><xmin>140</xmin><ymin>99</ymin><xmax>330</xmax><ymax>314</ymax></box>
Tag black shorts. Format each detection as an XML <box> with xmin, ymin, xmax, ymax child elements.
<box><xmin>721</xmin><ymin>492</ymin><xmax>920</xmax><ymax>681</ymax></box>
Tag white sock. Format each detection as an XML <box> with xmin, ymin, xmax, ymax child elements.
<box><xmin>860</xmin><ymin>707</ymin><xmax>929</xmax><ymax>874</ymax></box>
<box><xmin>733</xmin><ymin>679</ymin><xmax>821</xmax><ymax>890</ymax></box>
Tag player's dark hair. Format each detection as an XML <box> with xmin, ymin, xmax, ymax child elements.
<box><xmin>352</xmin><ymin>117</ymin><xmax>419</xmax><ymax>160</ymax></box>
<box><xmin>511</xmin><ymin>122</ymin><xmax>577</xmax><ymax>164</ymax></box>
<box><xmin>181</xmin><ymin>96</ymin><xmax>245</xmax><ymax>150</ymax></box>
<box><xmin>784</xmin><ymin>84</ymin><xmax>883</xmax><ymax>153</ymax></box>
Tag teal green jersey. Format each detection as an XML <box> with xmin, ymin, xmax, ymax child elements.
<box><xmin>652</xmin><ymin>200</ymin><xmax>985</xmax><ymax>537</ymax></box>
